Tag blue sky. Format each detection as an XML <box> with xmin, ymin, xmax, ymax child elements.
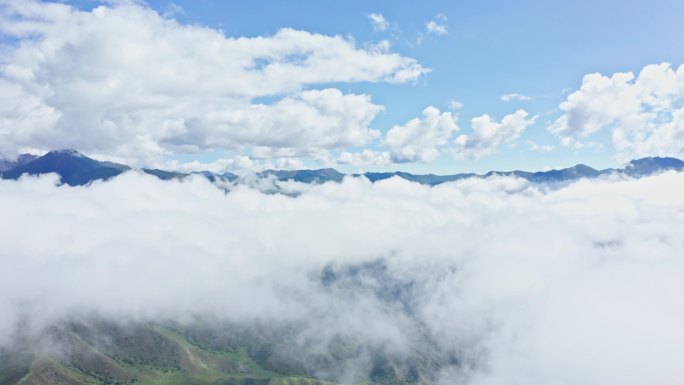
<box><xmin>2</xmin><ymin>0</ymin><xmax>684</xmax><ymax>173</ymax></box>
<box><xmin>149</xmin><ymin>0</ymin><xmax>684</xmax><ymax>172</ymax></box>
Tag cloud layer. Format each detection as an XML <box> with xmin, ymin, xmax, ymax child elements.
<box><xmin>1</xmin><ymin>171</ymin><xmax>683</xmax><ymax>384</ymax></box>
<box><xmin>0</xmin><ymin>0</ymin><xmax>427</xmax><ymax>163</ymax></box>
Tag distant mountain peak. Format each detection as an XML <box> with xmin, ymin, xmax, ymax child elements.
<box><xmin>627</xmin><ymin>156</ymin><xmax>684</xmax><ymax>166</ymax></box>
<box><xmin>48</xmin><ymin>148</ymin><xmax>78</xmax><ymax>156</ymax></box>
<box><xmin>258</xmin><ymin>168</ymin><xmax>345</xmax><ymax>183</ymax></box>
<box><xmin>0</xmin><ymin>153</ymin><xmax>38</xmax><ymax>172</ymax></box>
<box><xmin>623</xmin><ymin>156</ymin><xmax>684</xmax><ymax>176</ymax></box>
<box><xmin>47</xmin><ymin>148</ymin><xmax>85</xmax><ymax>157</ymax></box>
<box><xmin>2</xmin><ymin>150</ymin><xmax>684</xmax><ymax>187</ymax></box>
<box><xmin>569</xmin><ymin>164</ymin><xmax>594</xmax><ymax>171</ymax></box>
<box><xmin>1</xmin><ymin>149</ymin><xmax>128</xmax><ymax>186</ymax></box>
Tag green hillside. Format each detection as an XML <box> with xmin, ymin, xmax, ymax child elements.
<box><xmin>0</xmin><ymin>320</ymin><xmax>437</xmax><ymax>385</ymax></box>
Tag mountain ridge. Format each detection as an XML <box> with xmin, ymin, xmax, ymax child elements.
<box><xmin>1</xmin><ymin>150</ymin><xmax>683</xmax><ymax>187</ymax></box>
<box><xmin>0</xmin><ymin>154</ymin><xmax>39</xmax><ymax>172</ymax></box>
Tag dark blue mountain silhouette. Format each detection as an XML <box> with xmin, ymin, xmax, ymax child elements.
<box><xmin>1</xmin><ymin>149</ymin><xmax>683</xmax><ymax>187</ymax></box>
<box><xmin>258</xmin><ymin>168</ymin><xmax>345</xmax><ymax>183</ymax></box>
<box><xmin>360</xmin><ymin>164</ymin><xmax>601</xmax><ymax>185</ymax></box>
<box><xmin>1</xmin><ymin>150</ymin><xmax>129</xmax><ymax>186</ymax></box>
<box><xmin>480</xmin><ymin>164</ymin><xmax>602</xmax><ymax>184</ymax></box>
<box><xmin>0</xmin><ymin>154</ymin><xmax>39</xmax><ymax>172</ymax></box>
<box><xmin>361</xmin><ymin>171</ymin><xmax>475</xmax><ymax>185</ymax></box>
<box><xmin>621</xmin><ymin>156</ymin><xmax>684</xmax><ymax>177</ymax></box>
<box><xmin>0</xmin><ymin>150</ymin><xmax>238</xmax><ymax>186</ymax></box>
<box><xmin>142</xmin><ymin>168</ymin><xmax>188</xmax><ymax>181</ymax></box>
<box><xmin>191</xmin><ymin>170</ymin><xmax>238</xmax><ymax>182</ymax></box>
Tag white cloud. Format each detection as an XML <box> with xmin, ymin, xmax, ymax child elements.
<box><xmin>2</xmin><ymin>172</ymin><xmax>684</xmax><ymax>384</ymax></box>
<box><xmin>160</xmin><ymin>154</ymin><xmax>307</xmax><ymax>174</ymax></box>
<box><xmin>162</xmin><ymin>2</ymin><xmax>185</xmax><ymax>18</ymax></box>
<box><xmin>454</xmin><ymin>109</ymin><xmax>537</xmax><ymax>159</ymax></box>
<box><xmin>0</xmin><ymin>0</ymin><xmax>428</xmax><ymax>164</ymax></box>
<box><xmin>367</xmin><ymin>12</ymin><xmax>389</xmax><ymax>32</ymax></box>
<box><xmin>336</xmin><ymin>149</ymin><xmax>391</xmax><ymax>168</ymax></box>
<box><xmin>192</xmin><ymin>88</ymin><xmax>382</xmax><ymax>151</ymax></box>
<box><xmin>368</xmin><ymin>39</ymin><xmax>392</xmax><ymax>53</ymax></box>
<box><xmin>501</xmin><ymin>93</ymin><xmax>532</xmax><ymax>102</ymax></box>
<box><xmin>550</xmin><ymin>62</ymin><xmax>684</xmax><ymax>160</ymax></box>
<box><xmin>161</xmin><ymin>157</ymin><xmax>244</xmax><ymax>174</ymax></box>
<box><xmin>426</xmin><ymin>14</ymin><xmax>448</xmax><ymax>35</ymax></box>
<box><xmin>385</xmin><ymin>106</ymin><xmax>459</xmax><ymax>162</ymax></box>
<box><xmin>526</xmin><ymin>140</ymin><xmax>555</xmax><ymax>152</ymax></box>
<box><xmin>448</xmin><ymin>99</ymin><xmax>464</xmax><ymax>110</ymax></box>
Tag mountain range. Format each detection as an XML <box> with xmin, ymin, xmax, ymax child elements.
<box><xmin>1</xmin><ymin>149</ymin><xmax>684</xmax><ymax>187</ymax></box>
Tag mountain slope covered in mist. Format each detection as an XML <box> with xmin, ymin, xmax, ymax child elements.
<box><xmin>0</xmin><ymin>154</ymin><xmax>38</xmax><ymax>173</ymax></box>
<box><xmin>1</xmin><ymin>260</ymin><xmax>442</xmax><ymax>385</ymax></box>
<box><xmin>2</xmin><ymin>317</ymin><xmax>437</xmax><ymax>385</ymax></box>
<box><xmin>2</xmin><ymin>322</ymin><xmax>325</xmax><ymax>385</ymax></box>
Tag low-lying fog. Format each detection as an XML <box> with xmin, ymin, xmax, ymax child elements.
<box><xmin>1</xmin><ymin>172</ymin><xmax>683</xmax><ymax>384</ymax></box>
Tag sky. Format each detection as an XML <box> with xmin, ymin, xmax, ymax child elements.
<box><xmin>1</xmin><ymin>0</ymin><xmax>684</xmax><ymax>173</ymax></box>
<box><xmin>2</xmin><ymin>3</ymin><xmax>684</xmax><ymax>382</ymax></box>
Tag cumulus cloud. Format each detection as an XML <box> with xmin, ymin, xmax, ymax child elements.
<box><xmin>336</xmin><ymin>149</ymin><xmax>391</xmax><ymax>168</ymax></box>
<box><xmin>0</xmin><ymin>0</ymin><xmax>428</xmax><ymax>163</ymax></box>
<box><xmin>550</xmin><ymin>62</ymin><xmax>684</xmax><ymax>160</ymax></box>
<box><xmin>501</xmin><ymin>93</ymin><xmax>532</xmax><ymax>102</ymax></box>
<box><xmin>187</xmin><ymin>88</ymin><xmax>383</xmax><ymax>151</ymax></box>
<box><xmin>454</xmin><ymin>109</ymin><xmax>537</xmax><ymax>159</ymax></box>
<box><xmin>1</xmin><ymin>171</ymin><xmax>684</xmax><ymax>384</ymax></box>
<box><xmin>385</xmin><ymin>106</ymin><xmax>459</xmax><ymax>162</ymax></box>
<box><xmin>367</xmin><ymin>13</ymin><xmax>389</xmax><ymax>32</ymax></box>
<box><xmin>161</xmin><ymin>154</ymin><xmax>306</xmax><ymax>174</ymax></box>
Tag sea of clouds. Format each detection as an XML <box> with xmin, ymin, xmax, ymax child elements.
<box><xmin>1</xmin><ymin>172</ymin><xmax>683</xmax><ymax>384</ymax></box>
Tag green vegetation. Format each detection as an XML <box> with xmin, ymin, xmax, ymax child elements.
<box><xmin>0</xmin><ymin>322</ymin><xmax>331</xmax><ymax>385</ymax></box>
<box><xmin>1</xmin><ymin>320</ymin><xmax>435</xmax><ymax>385</ymax></box>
